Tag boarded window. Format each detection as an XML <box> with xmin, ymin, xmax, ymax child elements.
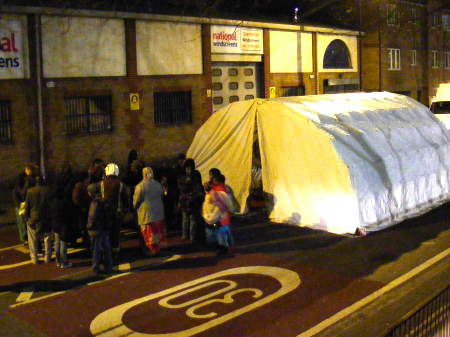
<box><xmin>0</xmin><ymin>100</ymin><xmax>12</xmax><ymax>143</ymax></box>
<box><xmin>154</xmin><ymin>91</ymin><xmax>192</xmax><ymax>126</ymax></box>
<box><xmin>323</xmin><ymin>39</ymin><xmax>352</xmax><ymax>69</ymax></box>
<box><xmin>65</xmin><ymin>95</ymin><xmax>112</xmax><ymax>135</ymax></box>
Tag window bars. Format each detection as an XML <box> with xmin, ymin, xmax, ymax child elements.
<box><xmin>64</xmin><ymin>95</ymin><xmax>112</xmax><ymax>135</ymax></box>
<box><xmin>154</xmin><ymin>91</ymin><xmax>192</xmax><ymax>126</ymax></box>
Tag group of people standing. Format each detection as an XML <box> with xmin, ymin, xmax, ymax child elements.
<box><xmin>12</xmin><ymin>151</ymin><xmax>236</xmax><ymax>274</ymax></box>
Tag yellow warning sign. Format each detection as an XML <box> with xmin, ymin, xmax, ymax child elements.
<box><xmin>130</xmin><ymin>93</ymin><xmax>140</xmax><ymax>111</ymax></box>
<box><xmin>269</xmin><ymin>87</ymin><xmax>276</xmax><ymax>98</ymax></box>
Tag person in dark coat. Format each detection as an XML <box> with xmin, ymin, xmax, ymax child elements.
<box><xmin>178</xmin><ymin>158</ymin><xmax>204</xmax><ymax>242</ymax></box>
<box><xmin>72</xmin><ymin>171</ymin><xmax>91</xmax><ymax>249</ymax></box>
<box><xmin>24</xmin><ymin>176</ymin><xmax>53</xmax><ymax>264</ymax></box>
<box><xmin>49</xmin><ymin>183</ymin><xmax>72</xmax><ymax>268</ymax></box>
<box><xmin>12</xmin><ymin>164</ymin><xmax>38</xmax><ymax>244</ymax></box>
<box><xmin>86</xmin><ymin>189</ymin><xmax>113</xmax><ymax>274</ymax></box>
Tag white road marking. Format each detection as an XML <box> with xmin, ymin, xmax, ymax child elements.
<box><xmin>15</xmin><ymin>287</ymin><xmax>34</xmax><ymax>302</ymax></box>
<box><xmin>0</xmin><ymin>244</ymin><xmax>23</xmax><ymax>252</ymax></box>
<box><xmin>296</xmin><ymin>246</ymin><xmax>450</xmax><ymax>337</ymax></box>
<box><xmin>9</xmin><ymin>254</ymin><xmax>181</xmax><ymax>309</ymax></box>
<box><xmin>0</xmin><ymin>248</ymin><xmax>85</xmax><ymax>271</ymax></box>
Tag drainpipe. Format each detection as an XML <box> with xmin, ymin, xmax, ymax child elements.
<box><xmin>34</xmin><ymin>14</ymin><xmax>46</xmax><ymax>179</ymax></box>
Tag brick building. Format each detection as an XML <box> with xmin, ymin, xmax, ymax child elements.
<box><xmin>0</xmin><ymin>5</ymin><xmax>361</xmax><ymax>183</ymax></box>
<box><xmin>343</xmin><ymin>0</ymin><xmax>450</xmax><ymax>104</ymax></box>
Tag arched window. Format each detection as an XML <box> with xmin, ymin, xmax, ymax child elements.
<box><xmin>323</xmin><ymin>39</ymin><xmax>352</xmax><ymax>69</ymax></box>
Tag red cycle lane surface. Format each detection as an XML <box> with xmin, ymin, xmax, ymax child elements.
<box><xmin>9</xmin><ymin>252</ymin><xmax>384</xmax><ymax>337</ymax></box>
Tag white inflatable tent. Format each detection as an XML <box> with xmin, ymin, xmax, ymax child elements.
<box><xmin>187</xmin><ymin>92</ymin><xmax>450</xmax><ymax>234</ymax></box>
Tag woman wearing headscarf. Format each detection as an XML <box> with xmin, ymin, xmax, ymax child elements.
<box><xmin>133</xmin><ymin>167</ymin><xmax>167</xmax><ymax>256</ymax></box>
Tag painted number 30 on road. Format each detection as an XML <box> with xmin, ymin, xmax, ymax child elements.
<box><xmin>90</xmin><ymin>266</ymin><xmax>301</xmax><ymax>337</ymax></box>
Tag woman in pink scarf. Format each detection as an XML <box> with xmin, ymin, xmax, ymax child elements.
<box><xmin>202</xmin><ymin>174</ymin><xmax>234</xmax><ymax>256</ymax></box>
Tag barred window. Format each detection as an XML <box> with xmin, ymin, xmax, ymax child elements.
<box><xmin>0</xmin><ymin>100</ymin><xmax>12</xmax><ymax>143</ymax></box>
<box><xmin>154</xmin><ymin>91</ymin><xmax>192</xmax><ymax>126</ymax></box>
<box><xmin>64</xmin><ymin>95</ymin><xmax>112</xmax><ymax>135</ymax></box>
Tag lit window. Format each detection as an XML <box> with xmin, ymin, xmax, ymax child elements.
<box><xmin>388</xmin><ymin>48</ymin><xmax>401</xmax><ymax>70</ymax></box>
<box><xmin>387</xmin><ymin>4</ymin><xmax>399</xmax><ymax>25</ymax></box>
<box><xmin>431</xmin><ymin>50</ymin><xmax>439</xmax><ymax>68</ymax></box>
<box><xmin>411</xmin><ymin>50</ymin><xmax>417</xmax><ymax>66</ymax></box>
<box><xmin>154</xmin><ymin>91</ymin><xmax>192</xmax><ymax>126</ymax></box>
<box><xmin>64</xmin><ymin>95</ymin><xmax>112</xmax><ymax>135</ymax></box>
<box><xmin>0</xmin><ymin>100</ymin><xmax>12</xmax><ymax>143</ymax></box>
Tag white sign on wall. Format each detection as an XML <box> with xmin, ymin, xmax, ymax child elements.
<box><xmin>211</xmin><ymin>25</ymin><xmax>263</xmax><ymax>54</ymax></box>
<box><xmin>0</xmin><ymin>19</ymin><xmax>27</xmax><ymax>79</ymax></box>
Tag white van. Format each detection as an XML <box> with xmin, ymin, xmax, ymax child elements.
<box><xmin>430</xmin><ymin>83</ymin><xmax>450</xmax><ymax>130</ymax></box>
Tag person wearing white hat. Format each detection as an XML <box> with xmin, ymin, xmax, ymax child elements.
<box><xmin>88</xmin><ymin>163</ymin><xmax>128</xmax><ymax>264</ymax></box>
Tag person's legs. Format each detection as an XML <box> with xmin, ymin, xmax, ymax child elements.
<box><xmin>110</xmin><ymin>217</ymin><xmax>121</xmax><ymax>262</ymax></box>
<box><xmin>101</xmin><ymin>231</ymin><xmax>113</xmax><ymax>273</ymax></box>
<box><xmin>215</xmin><ymin>226</ymin><xmax>233</xmax><ymax>256</ymax></box>
<box><xmin>43</xmin><ymin>231</ymin><xmax>54</xmax><ymax>263</ymax></box>
<box><xmin>15</xmin><ymin>207</ymin><xmax>27</xmax><ymax>243</ymax></box>
<box><xmin>91</xmin><ymin>234</ymin><xmax>101</xmax><ymax>273</ymax></box>
<box><xmin>54</xmin><ymin>232</ymin><xmax>61</xmax><ymax>266</ymax></box>
<box><xmin>182</xmin><ymin>211</ymin><xmax>189</xmax><ymax>239</ymax></box>
<box><xmin>27</xmin><ymin>225</ymin><xmax>38</xmax><ymax>263</ymax></box>
<box><xmin>188</xmin><ymin>213</ymin><xmax>197</xmax><ymax>242</ymax></box>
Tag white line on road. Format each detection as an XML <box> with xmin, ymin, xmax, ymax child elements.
<box><xmin>296</xmin><ymin>246</ymin><xmax>450</xmax><ymax>337</ymax></box>
<box><xmin>0</xmin><ymin>248</ymin><xmax>85</xmax><ymax>271</ymax></box>
<box><xmin>9</xmin><ymin>254</ymin><xmax>181</xmax><ymax>309</ymax></box>
<box><xmin>0</xmin><ymin>244</ymin><xmax>23</xmax><ymax>252</ymax></box>
<box><xmin>15</xmin><ymin>287</ymin><xmax>34</xmax><ymax>303</ymax></box>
